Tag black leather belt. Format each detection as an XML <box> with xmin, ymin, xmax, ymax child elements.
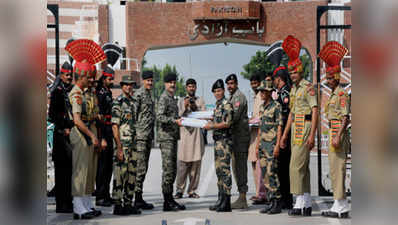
<box><xmin>213</xmin><ymin>134</ymin><xmax>231</xmax><ymax>141</ymax></box>
<box><xmin>293</xmin><ymin>114</ymin><xmax>312</xmax><ymax>121</ymax></box>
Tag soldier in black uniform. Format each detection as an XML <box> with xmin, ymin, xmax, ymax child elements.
<box><xmin>48</xmin><ymin>61</ymin><xmax>74</xmax><ymax>213</ymax></box>
<box><xmin>272</xmin><ymin>66</ymin><xmax>293</xmax><ymax>209</ymax></box>
<box><xmin>95</xmin><ymin>66</ymin><xmax>115</xmax><ymax>206</ymax></box>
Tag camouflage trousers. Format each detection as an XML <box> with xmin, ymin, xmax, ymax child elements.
<box><xmin>134</xmin><ymin>140</ymin><xmax>152</xmax><ymax>193</ymax></box>
<box><xmin>214</xmin><ymin>139</ymin><xmax>232</xmax><ymax>195</ymax></box>
<box><xmin>159</xmin><ymin>140</ymin><xmax>178</xmax><ymax>194</ymax></box>
<box><xmin>112</xmin><ymin>146</ymin><xmax>137</xmax><ymax>205</ymax></box>
<box><xmin>259</xmin><ymin>142</ymin><xmax>281</xmax><ymax>201</ymax></box>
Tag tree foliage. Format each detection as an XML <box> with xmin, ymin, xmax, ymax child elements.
<box><xmin>241</xmin><ymin>50</ymin><xmax>313</xmax><ymax>82</ymax></box>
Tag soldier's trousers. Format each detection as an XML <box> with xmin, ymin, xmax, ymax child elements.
<box><xmin>259</xmin><ymin>146</ymin><xmax>281</xmax><ymax>201</ymax></box>
<box><xmin>214</xmin><ymin>139</ymin><xmax>232</xmax><ymax>195</ymax></box>
<box><xmin>231</xmin><ymin>140</ymin><xmax>249</xmax><ymax>193</ymax></box>
<box><xmin>328</xmin><ymin>128</ymin><xmax>347</xmax><ymax>200</ymax></box>
<box><xmin>159</xmin><ymin>140</ymin><xmax>178</xmax><ymax>194</ymax></box>
<box><xmin>53</xmin><ymin>131</ymin><xmax>72</xmax><ymax>208</ymax></box>
<box><xmin>278</xmin><ymin>131</ymin><xmax>293</xmax><ymax>205</ymax></box>
<box><xmin>71</xmin><ymin>125</ymin><xmax>98</xmax><ymax>196</ymax></box>
<box><xmin>290</xmin><ymin>121</ymin><xmax>311</xmax><ymax>195</ymax></box>
<box><xmin>96</xmin><ymin>128</ymin><xmax>114</xmax><ymax>200</ymax></box>
<box><xmin>112</xmin><ymin>146</ymin><xmax>137</xmax><ymax>205</ymax></box>
<box><xmin>135</xmin><ymin>139</ymin><xmax>152</xmax><ymax>193</ymax></box>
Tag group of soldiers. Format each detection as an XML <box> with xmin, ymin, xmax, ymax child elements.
<box><xmin>48</xmin><ymin>35</ymin><xmax>350</xmax><ymax>220</ymax></box>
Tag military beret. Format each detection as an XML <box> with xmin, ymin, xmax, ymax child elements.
<box><xmin>164</xmin><ymin>72</ymin><xmax>177</xmax><ymax>83</ymax></box>
<box><xmin>186</xmin><ymin>78</ymin><xmax>196</xmax><ymax>86</ymax></box>
<box><xmin>212</xmin><ymin>79</ymin><xmax>224</xmax><ymax>92</ymax></box>
<box><xmin>102</xmin><ymin>66</ymin><xmax>115</xmax><ymax>78</ymax></box>
<box><xmin>61</xmin><ymin>61</ymin><xmax>72</xmax><ymax>74</ymax></box>
<box><xmin>257</xmin><ymin>80</ymin><xmax>273</xmax><ymax>91</ymax></box>
<box><xmin>225</xmin><ymin>73</ymin><xmax>238</xmax><ymax>83</ymax></box>
<box><xmin>142</xmin><ymin>70</ymin><xmax>153</xmax><ymax>80</ymax></box>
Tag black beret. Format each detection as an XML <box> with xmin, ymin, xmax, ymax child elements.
<box><xmin>102</xmin><ymin>66</ymin><xmax>115</xmax><ymax>78</ymax></box>
<box><xmin>212</xmin><ymin>79</ymin><xmax>224</xmax><ymax>92</ymax></box>
<box><xmin>61</xmin><ymin>61</ymin><xmax>72</xmax><ymax>73</ymax></box>
<box><xmin>142</xmin><ymin>70</ymin><xmax>153</xmax><ymax>80</ymax></box>
<box><xmin>186</xmin><ymin>78</ymin><xmax>196</xmax><ymax>86</ymax></box>
<box><xmin>250</xmin><ymin>73</ymin><xmax>261</xmax><ymax>82</ymax></box>
<box><xmin>164</xmin><ymin>72</ymin><xmax>177</xmax><ymax>83</ymax></box>
<box><xmin>225</xmin><ymin>73</ymin><xmax>238</xmax><ymax>83</ymax></box>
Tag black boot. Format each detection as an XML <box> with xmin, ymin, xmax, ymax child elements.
<box><xmin>268</xmin><ymin>199</ymin><xmax>282</xmax><ymax>214</ymax></box>
<box><xmin>209</xmin><ymin>192</ymin><xmax>222</xmax><ymax>211</ymax></box>
<box><xmin>134</xmin><ymin>192</ymin><xmax>154</xmax><ymax>210</ymax></box>
<box><xmin>259</xmin><ymin>201</ymin><xmax>274</xmax><ymax>214</ymax></box>
<box><xmin>216</xmin><ymin>193</ymin><xmax>231</xmax><ymax>212</ymax></box>
<box><xmin>163</xmin><ymin>193</ymin><xmax>179</xmax><ymax>212</ymax></box>
<box><xmin>169</xmin><ymin>193</ymin><xmax>186</xmax><ymax>210</ymax></box>
<box><xmin>124</xmin><ymin>204</ymin><xmax>141</xmax><ymax>215</ymax></box>
<box><xmin>113</xmin><ymin>204</ymin><xmax>125</xmax><ymax>215</ymax></box>
<box><xmin>288</xmin><ymin>208</ymin><xmax>302</xmax><ymax>216</ymax></box>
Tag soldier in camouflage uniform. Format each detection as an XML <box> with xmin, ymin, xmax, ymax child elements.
<box><xmin>319</xmin><ymin>41</ymin><xmax>350</xmax><ymax>218</ymax></box>
<box><xmin>131</xmin><ymin>70</ymin><xmax>155</xmax><ymax>210</ymax></box>
<box><xmin>255</xmin><ymin>80</ymin><xmax>283</xmax><ymax>214</ymax></box>
<box><xmin>69</xmin><ymin>61</ymin><xmax>101</xmax><ymax>220</ymax></box>
<box><xmin>156</xmin><ymin>72</ymin><xmax>185</xmax><ymax>211</ymax></box>
<box><xmin>111</xmin><ymin>75</ymin><xmax>141</xmax><ymax>215</ymax></box>
<box><xmin>280</xmin><ymin>35</ymin><xmax>318</xmax><ymax>217</ymax></box>
<box><xmin>225</xmin><ymin>74</ymin><xmax>250</xmax><ymax>209</ymax></box>
<box><xmin>204</xmin><ymin>79</ymin><xmax>233</xmax><ymax>212</ymax></box>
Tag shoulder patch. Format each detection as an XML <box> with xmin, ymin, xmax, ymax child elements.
<box><xmin>339</xmin><ymin>91</ymin><xmax>344</xmax><ymax>96</ymax></box>
<box><xmin>235</xmin><ymin>101</ymin><xmax>240</xmax><ymax>107</ymax></box>
<box><xmin>283</xmin><ymin>97</ymin><xmax>289</xmax><ymax>103</ymax></box>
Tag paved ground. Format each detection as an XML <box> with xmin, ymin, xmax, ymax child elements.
<box><xmin>47</xmin><ymin>141</ymin><xmax>351</xmax><ymax>225</ymax></box>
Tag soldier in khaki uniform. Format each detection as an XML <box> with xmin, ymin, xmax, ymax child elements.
<box><xmin>280</xmin><ymin>35</ymin><xmax>318</xmax><ymax>217</ymax></box>
<box><xmin>69</xmin><ymin>61</ymin><xmax>101</xmax><ymax>220</ymax></box>
<box><xmin>156</xmin><ymin>72</ymin><xmax>185</xmax><ymax>211</ymax></box>
<box><xmin>225</xmin><ymin>74</ymin><xmax>250</xmax><ymax>209</ymax></box>
<box><xmin>111</xmin><ymin>75</ymin><xmax>141</xmax><ymax>215</ymax></box>
<box><xmin>319</xmin><ymin>41</ymin><xmax>350</xmax><ymax>218</ymax></box>
<box><xmin>204</xmin><ymin>79</ymin><xmax>234</xmax><ymax>212</ymax></box>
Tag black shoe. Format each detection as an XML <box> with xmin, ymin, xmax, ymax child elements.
<box><xmin>209</xmin><ymin>192</ymin><xmax>221</xmax><ymax>211</ymax></box>
<box><xmin>174</xmin><ymin>192</ymin><xmax>183</xmax><ymax>199</ymax></box>
<box><xmin>288</xmin><ymin>208</ymin><xmax>302</xmax><ymax>216</ymax></box>
<box><xmin>91</xmin><ymin>190</ymin><xmax>98</xmax><ymax>197</ymax></box>
<box><xmin>96</xmin><ymin>198</ymin><xmax>112</xmax><ymax>207</ymax></box>
<box><xmin>124</xmin><ymin>204</ymin><xmax>141</xmax><ymax>215</ymax></box>
<box><xmin>216</xmin><ymin>194</ymin><xmax>231</xmax><ymax>212</ymax></box>
<box><xmin>90</xmin><ymin>208</ymin><xmax>102</xmax><ymax>217</ymax></box>
<box><xmin>73</xmin><ymin>212</ymin><xmax>95</xmax><ymax>220</ymax></box>
<box><xmin>303</xmin><ymin>207</ymin><xmax>312</xmax><ymax>216</ymax></box>
<box><xmin>169</xmin><ymin>193</ymin><xmax>186</xmax><ymax>210</ymax></box>
<box><xmin>252</xmin><ymin>198</ymin><xmax>268</xmax><ymax>205</ymax></box>
<box><xmin>56</xmin><ymin>207</ymin><xmax>73</xmax><ymax>213</ymax></box>
<box><xmin>259</xmin><ymin>201</ymin><xmax>274</xmax><ymax>214</ymax></box>
<box><xmin>281</xmin><ymin>201</ymin><xmax>293</xmax><ymax>210</ymax></box>
<box><xmin>268</xmin><ymin>199</ymin><xmax>282</xmax><ymax>214</ymax></box>
<box><xmin>135</xmin><ymin>192</ymin><xmax>154</xmax><ymax>210</ymax></box>
<box><xmin>163</xmin><ymin>193</ymin><xmax>179</xmax><ymax>212</ymax></box>
<box><xmin>322</xmin><ymin>210</ymin><xmax>349</xmax><ymax>218</ymax></box>
<box><xmin>113</xmin><ymin>204</ymin><xmax>126</xmax><ymax>215</ymax></box>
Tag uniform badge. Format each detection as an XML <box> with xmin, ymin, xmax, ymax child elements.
<box><xmin>340</xmin><ymin>96</ymin><xmax>346</xmax><ymax>107</ymax></box>
<box><xmin>339</xmin><ymin>91</ymin><xmax>344</xmax><ymax>96</ymax></box>
<box><xmin>235</xmin><ymin>102</ymin><xmax>240</xmax><ymax>107</ymax></box>
<box><xmin>75</xmin><ymin>96</ymin><xmax>82</xmax><ymax>105</ymax></box>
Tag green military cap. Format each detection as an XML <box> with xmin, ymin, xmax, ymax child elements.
<box><xmin>120</xmin><ymin>74</ymin><xmax>135</xmax><ymax>85</ymax></box>
<box><xmin>257</xmin><ymin>80</ymin><xmax>273</xmax><ymax>91</ymax></box>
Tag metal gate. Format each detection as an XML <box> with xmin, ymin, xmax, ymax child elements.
<box><xmin>316</xmin><ymin>5</ymin><xmax>352</xmax><ymax>196</ymax></box>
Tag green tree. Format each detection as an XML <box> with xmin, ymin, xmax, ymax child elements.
<box><xmin>241</xmin><ymin>50</ymin><xmax>312</xmax><ymax>82</ymax></box>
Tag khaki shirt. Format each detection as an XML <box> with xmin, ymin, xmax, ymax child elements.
<box><xmin>290</xmin><ymin>79</ymin><xmax>317</xmax><ymax>115</ymax></box>
<box><xmin>325</xmin><ymin>86</ymin><xmax>350</xmax><ymax>121</ymax></box>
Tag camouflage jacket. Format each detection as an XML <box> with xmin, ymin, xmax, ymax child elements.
<box><xmin>228</xmin><ymin>88</ymin><xmax>250</xmax><ymax>141</ymax></box>
<box><xmin>156</xmin><ymin>90</ymin><xmax>180</xmax><ymax>142</ymax></box>
<box><xmin>111</xmin><ymin>92</ymin><xmax>135</xmax><ymax>147</ymax></box>
<box><xmin>213</xmin><ymin>97</ymin><xmax>233</xmax><ymax>139</ymax></box>
<box><xmin>132</xmin><ymin>86</ymin><xmax>155</xmax><ymax>141</ymax></box>
<box><xmin>259</xmin><ymin>99</ymin><xmax>283</xmax><ymax>147</ymax></box>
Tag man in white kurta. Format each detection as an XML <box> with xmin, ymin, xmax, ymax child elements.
<box><xmin>175</xmin><ymin>79</ymin><xmax>206</xmax><ymax>198</ymax></box>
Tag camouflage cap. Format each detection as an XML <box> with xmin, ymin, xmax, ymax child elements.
<box><xmin>120</xmin><ymin>74</ymin><xmax>135</xmax><ymax>85</ymax></box>
<box><xmin>257</xmin><ymin>80</ymin><xmax>273</xmax><ymax>91</ymax></box>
